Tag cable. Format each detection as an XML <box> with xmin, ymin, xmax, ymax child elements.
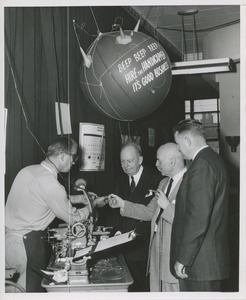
<box><xmin>51</xmin><ymin>8</ymin><xmax>63</xmax><ymax>136</ymax></box>
<box><xmin>156</xmin><ymin>19</ymin><xmax>240</xmax><ymax>33</ymax></box>
<box><xmin>5</xmin><ymin>26</ymin><xmax>92</xmax><ymax>222</ymax></box>
<box><xmin>67</xmin><ymin>6</ymin><xmax>72</xmax><ymax>228</ymax></box>
<box><xmin>5</xmin><ymin>30</ymin><xmax>79</xmax><ymax>193</ymax></box>
<box><xmin>112</xmin><ymin>16</ymin><xmax>124</xmax><ymax>31</ymax></box>
<box><xmin>5</xmin><ymin>30</ymin><xmax>47</xmax><ymax>157</ymax></box>
<box><xmin>5</xmin><ymin>280</ymin><xmax>26</xmax><ymax>293</ymax></box>
<box><xmin>67</xmin><ymin>8</ymin><xmax>70</xmax><ymax>117</ymax></box>
<box><xmin>127</xmin><ymin>121</ymin><xmax>131</xmax><ymax>137</ymax></box>
<box><xmin>73</xmin><ymin>20</ymin><xmax>97</xmax><ymax>38</ymax></box>
<box><xmin>90</xmin><ymin>7</ymin><xmax>100</xmax><ymax>34</ymax></box>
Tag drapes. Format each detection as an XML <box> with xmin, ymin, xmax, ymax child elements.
<box><xmin>4</xmin><ymin>6</ymin><xmax>185</xmax><ymax>201</ymax></box>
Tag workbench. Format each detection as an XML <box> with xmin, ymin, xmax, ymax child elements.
<box><xmin>41</xmin><ymin>253</ymin><xmax>133</xmax><ymax>292</ymax></box>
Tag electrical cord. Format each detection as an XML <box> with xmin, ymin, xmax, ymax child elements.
<box><xmin>5</xmin><ymin>31</ymin><xmax>47</xmax><ymax>158</ymax></box>
<box><xmin>155</xmin><ymin>19</ymin><xmax>240</xmax><ymax>33</ymax></box>
<box><xmin>5</xmin><ymin>280</ymin><xmax>26</xmax><ymax>293</ymax></box>
<box><xmin>5</xmin><ymin>31</ymin><xmax>93</xmax><ymax>220</ymax></box>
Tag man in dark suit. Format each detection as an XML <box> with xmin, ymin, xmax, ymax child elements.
<box><xmin>109</xmin><ymin>143</ymin><xmax>187</xmax><ymax>292</ymax></box>
<box><xmin>109</xmin><ymin>142</ymin><xmax>161</xmax><ymax>292</ymax></box>
<box><xmin>170</xmin><ymin>119</ymin><xmax>230</xmax><ymax>291</ymax></box>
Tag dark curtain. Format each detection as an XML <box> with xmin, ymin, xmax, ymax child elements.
<box><xmin>4</xmin><ymin>6</ymin><xmax>185</xmax><ymax>201</ymax></box>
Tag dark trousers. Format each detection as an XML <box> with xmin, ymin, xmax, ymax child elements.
<box><xmin>179</xmin><ymin>279</ymin><xmax>222</xmax><ymax>291</ymax></box>
<box><xmin>23</xmin><ymin>230</ymin><xmax>47</xmax><ymax>292</ymax></box>
<box><xmin>127</xmin><ymin>261</ymin><xmax>150</xmax><ymax>292</ymax></box>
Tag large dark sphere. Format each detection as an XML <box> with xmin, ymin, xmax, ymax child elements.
<box><xmin>80</xmin><ymin>30</ymin><xmax>172</xmax><ymax>121</ymax></box>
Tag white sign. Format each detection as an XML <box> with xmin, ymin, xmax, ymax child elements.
<box><xmin>55</xmin><ymin>102</ymin><xmax>72</xmax><ymax>135</ymax></box>
<box><xmin>79</xmin><ymin>123</ymin><xmax>105</xmax><ymax>171</ymax></box>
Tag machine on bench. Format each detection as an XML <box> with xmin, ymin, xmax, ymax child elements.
<box><xmin>44</xmin><ymin>220</ymin><xmax>136</xmax><ymax>288</ymax></box>
<box><xmin>46</xmin><ymin>221</ymin><xmax>114</xmax><ymax>285</ymax></box>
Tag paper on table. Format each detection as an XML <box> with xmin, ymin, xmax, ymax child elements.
<box><xmin>73</xmin><ymin>230</ymin><xmax>136</xmax><ymax>261</ymax></box>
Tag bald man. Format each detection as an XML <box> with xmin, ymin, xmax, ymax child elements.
<box><xmin>109</xmin><ymin>143</ymin><xmax>186</xmax><ymax>292</ymax></box>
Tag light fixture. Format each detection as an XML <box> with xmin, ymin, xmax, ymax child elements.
<box><xmin>225</xmin><ymin>136</ymin><xmax>240</xmax><ymax>152</ymax></box>
<box><xmin>171</xmin><ymin>58</ymin><xmax>236</xmax><ymax>75</ymax></box>
<box><xmin>178</xmin><ymin>9</ymin><xmax>199</xmax><ymax>61</ymax></box>
<box><xmin>173</xmin><ymin>9</ymin><xmax>236</xmax><ymax>75</ymax></box>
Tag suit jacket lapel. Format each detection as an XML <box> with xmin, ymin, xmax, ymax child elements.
<box><xmin>154</xmin><ymin>177</ymin><xmax>169</xmax><ymax>218</ymax></box>
<box><xmin>121</xmin><ymin>174</ymin><xmax>131</xmax><ymax>199</ymax></box>
<box><xmin>169</xmin><ymin>178</ymin><xmax>182</xmax><ymax>201</ymax></box>
<box><xmin>129</xmin><ymin>167</ymin><xmax>147</xmax><ymax>198</ymax></box>
<box><xmin>156</xmin><ymin>177</ymin><xmax>183</xmax><ymax>215</ymax></box>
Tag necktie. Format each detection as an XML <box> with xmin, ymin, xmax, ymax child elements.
<box><xmin>130</xmin><ymin>176</ymin><xmax>136</xmax><ymax>192</ymax></box>
<box><xmin>155</xmin><ymin>177</ymin><xmax>173</xmax><ymax>227</ymax></box>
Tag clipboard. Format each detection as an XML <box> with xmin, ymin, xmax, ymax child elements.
<box><xmin>73</xmin><ymin>230</ymin><xmax>136</xmax><ymax>262</ymax></box>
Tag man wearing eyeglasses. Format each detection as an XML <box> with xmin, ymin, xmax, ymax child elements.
<box><xmin>5</xmin><ymin>136</ymin><xmax>90</xmax><ymax>293</ymax></box>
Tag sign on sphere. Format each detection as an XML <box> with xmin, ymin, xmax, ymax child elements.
<box><xmin>80</xmin><ymin>31</ymin><xmax>172</xmax><ymax>121</ymax></box>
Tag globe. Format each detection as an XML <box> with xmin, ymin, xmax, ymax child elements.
<box><xmin>80</xmin><ymin>30</ymin><xmax>172</xmax><ymax>121</ymax></box>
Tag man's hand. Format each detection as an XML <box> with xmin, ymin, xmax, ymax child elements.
<box><xmin>174</xmin><ymin>261</ymin><xmax>188</xmax><ymax>279</ymax></box>
<box><xmin>92</xmin><ymin>196</ymin><xmax>108</xmax><ymax>208</ymax></box>
<box><xmin>156</xmin><ymin>189</ymin><xmax>170</xmax><ymax>210</ymax></box>
<box><xmin>108</xmin><ymin>194</ymin><xmax>125</xmax><ymax>209</ymax></box>
<box><xmin>88</xmin><ymin>191</ymin><xmax>97</xmax><ymax>199</ymax></box>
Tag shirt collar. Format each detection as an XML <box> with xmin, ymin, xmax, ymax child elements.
<box><xmin>129</xmin><ymin>165</ymin><xmax>143</xmax><ymax>186</ymax></box>
<box><xmin>41</xmin><ymin>160</ymin><xmax>58</xmax><ymax>176</ymax></box>
<box><xmin>167</xmin><ymin>167</ymin><xmax>187</xmax><ymax>194</ymax></box>
<box><xmin>172</xmin><ymin>167</ymin><xmax>187</xmax><ymax>184</ymax></box>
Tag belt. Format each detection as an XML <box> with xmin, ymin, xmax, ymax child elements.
<box><xmin>5</xmin><ymin>227</ymin><xmax>46</xmax><ymax>240</ymax></box>
<box><xmin>24</xmin><ymin>230</ymin><xmax>47</xmax><ymax>240</ymax></box>
<box><xmin>5</xmin><ymin>227</ymin><xmax>30</xmax><ymax>239</ymax></box>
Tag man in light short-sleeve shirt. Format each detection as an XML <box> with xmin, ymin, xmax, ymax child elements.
<box><xmin>5</xmin><ymin>137</ymin><xmax>89</xmax><ymax>292</ymax></box>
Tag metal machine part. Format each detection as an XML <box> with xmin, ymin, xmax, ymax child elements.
<box><xmin>46</xmin><ymin>223</ymin><xmax>112</xmax><ymax>284</ymax></box>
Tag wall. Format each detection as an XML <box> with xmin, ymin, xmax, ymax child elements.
<box><xmin>203</xmin><ymin>23</ymin><xmax>240</xmax><ymax>177</ymax></box>
<box><xmin>203</xmin><ymin>24</ymin><xmax>240</xmax><ymax>60</ymax></box>
<box><xmin>203</xmin><ymin>23</ymin><xmax>240</xmax><ymax>291</ymax></box>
